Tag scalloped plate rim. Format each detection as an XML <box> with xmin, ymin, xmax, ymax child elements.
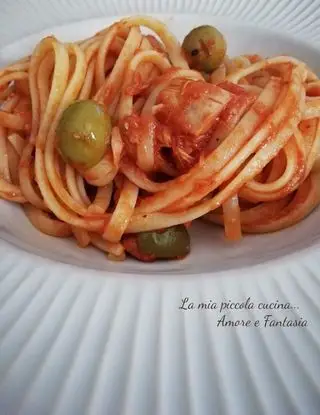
<box><xmin>1</xmin><ymin>12</ymin><xmax>320</xmax><ymax>51</ymax></box>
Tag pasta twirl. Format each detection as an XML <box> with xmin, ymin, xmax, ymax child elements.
<box><xmin>0</xmin><ymin>16</ymin><xmax>319</xmax><ymax>262</ymax></box>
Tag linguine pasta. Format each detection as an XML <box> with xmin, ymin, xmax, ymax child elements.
<box><xmin>0</xmin><ymin>16</ymin><xmax>319</xmax><ymax>261</ymax></box>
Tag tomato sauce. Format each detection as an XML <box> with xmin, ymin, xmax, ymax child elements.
<box><xmin>118</xmin><ymin>78</ymin><xmax>259</xmax><ymax>174</ymax></box>
<box><xmin>126</xmin><ymin>72</ymin><xmax>151</xmax><ymax>96</ymax></box>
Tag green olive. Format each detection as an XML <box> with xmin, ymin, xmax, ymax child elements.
<box><xmin>137</xmin><ymin>225</ymin><xmax>190</xmax><ymax>259</ymax></box>
<box><xmin>57</xmin><ymin>100</ymin><xmax>111</xmax><ymax>169</ymax></box>
<box><xmin>182</xmin><ymin>25</ymin><xmax>227</xmax><ymax>72</ymax></box>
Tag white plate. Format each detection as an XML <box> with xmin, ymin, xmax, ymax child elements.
<box><xmin>1</xmin><ymin>1</ymin><xmax>320</xmax><ymax>414</ymax></box>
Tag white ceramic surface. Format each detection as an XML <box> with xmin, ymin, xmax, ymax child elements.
<box><xmin>0</xmin><ymin>1</ymin><xmax>320</xmax><ymax>415</ymax></box>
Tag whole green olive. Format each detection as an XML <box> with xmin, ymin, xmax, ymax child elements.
<box><xmin>137</xmin><ymin>225</ymin><xmax>190</xmax><ymax>259</ymax></box>
<box><xmin>57</xmin><ymin>100</ymin><xmax>111</xmax><ymax>169</ymax></box>
<box><xmin>182</xmin><ymin>25</ymin><xmax>227</xmax><ymax>73</ymax></box>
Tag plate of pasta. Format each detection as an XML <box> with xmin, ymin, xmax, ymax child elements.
<box><xmin>0</xmin><ymin>14</ymin><xmax>320</xmax><ymax>272</ymax></box>
<box><xmin>1</xmin><ymin>1</ymin><xmax>320</xmax><ymax>414</ymax></box>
